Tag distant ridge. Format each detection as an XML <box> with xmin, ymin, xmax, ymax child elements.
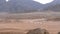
<box><xmin>0</xmin><ymin>0</ymin><xmax>60</xmax><ymax>13</ymax></box>
<box><xmin>43</xmin><ymin>4</ymin><xmax>60</xmax><ymax>12</ymax></box>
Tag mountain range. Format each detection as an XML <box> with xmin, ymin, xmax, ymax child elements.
<box><xmin>0</xmin><ymin>0</ymin><xmax>60</xmax><ymax>13</ymax></box>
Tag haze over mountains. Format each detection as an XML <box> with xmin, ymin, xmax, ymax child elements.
<box><xmin>0</xmin><ymin>0</ymin><xmax>60</xmax><ymax>13</ymax></box>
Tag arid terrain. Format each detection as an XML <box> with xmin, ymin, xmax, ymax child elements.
<box><xmin>0</xmin><ymin>12</ymin><xmax>60</xmax><ymax>34</ymax></box>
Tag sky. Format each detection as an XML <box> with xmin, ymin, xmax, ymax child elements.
<box><xmin>33</xmin><ymin>0</ymin><xmax>54</xmax><ymax>4</ymax></box>
<box><xmin>5</xmin><ymin>0</ymin><xmax>54</xmax><ymax>4</ymax></box>
<box><xmin>6</xmin><ymin>0</ymin><xmax>9</xmax><ymax>2</ymax></box>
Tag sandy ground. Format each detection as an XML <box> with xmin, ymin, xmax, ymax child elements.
<box><xmin>0</xmin><ymin>19</ymin><xmax>60</xmax><ymax>34</ymax></box>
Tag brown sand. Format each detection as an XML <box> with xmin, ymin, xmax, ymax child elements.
<box><xmin>0</xmin><ymin>19</ymin><xmax>60</xmax><ymax>34</ymax></box>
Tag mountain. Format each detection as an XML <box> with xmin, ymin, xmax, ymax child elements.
<box><xmin>43</xmin><ymin>4</ymin><xmax>60</xmax><ymax>11</ymax></box>
<box><xmin>0</xmin><ymin>0</ymin><xmax>44</xmax><ymax>13</ymax></box>
<box><xmin>0</xmin><ymin>0</ymin><xmax>60</xmax><ymax>13</ymax></box>
<box><xmin>40</xmin><ymin>0</ymin><xmax>60</xmax><ymax>12</ymax></box>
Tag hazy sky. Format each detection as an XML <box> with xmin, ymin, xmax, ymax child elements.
<box><xmin>5</xmin><ymin>0</ymin><xmax>54</xmax><ymax>4</ymax></box>
<box><xmin>6</xmin><ymin>0</ymin><xmax>9</xmax><ymax>2</ymax></box>
<box><xmin>33</xmin><ymin>0</ymin><xmax>54</xmax><ymax>4</ymax></box>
